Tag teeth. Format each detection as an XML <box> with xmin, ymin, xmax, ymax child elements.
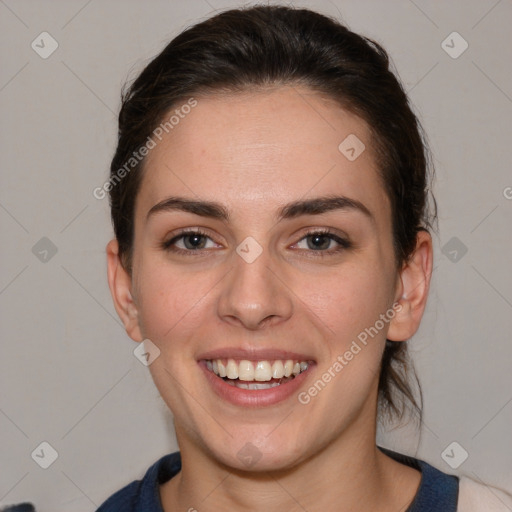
<box><xmin>284</xmin><ymin>360</ymin><xmax>294</xmax><ymax>377</ymax></box>
<box><xmin>217</xmin><ymin>360</ymin><xmax>227</xmax><ymax>378</ymax></box>
<box><xmin>235</xmin><ymin>381</ymin><xmax>281</xmax><ymax>390</ymax></box>
<box><xmin>206</xmin><ymin>358</ymin><xmax>310</xmax><ymax>382</ymax></box>
<box><xmin>238</xmin><ymin>360</ymin><xmax>255</xmax><ymax>381</ymax></box>
<box><xmin>226</xmin><ymin>358</ymin><xmax>238</xmax><ymax>379</ymax></box>
<box><xmin>254</xmin><ymin>361</ymin><xmax>272</xmax><ymax>381</ymax></box>
<box><xmin>271</xmin><ymin>360</ymin><xmax>284</xmax><ymax>379</ymax></box>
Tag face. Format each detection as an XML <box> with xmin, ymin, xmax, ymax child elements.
<box><xmin>108</xmin><ymin>86</ymin><xmax>429</xmax><ymax>472</ymax></box>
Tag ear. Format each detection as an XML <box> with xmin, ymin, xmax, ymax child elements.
<box><xmin>387</xmin><ymin>230</ymin><xmax>433</xmax><ymax>342</ymax></box>
<box><xmin>106</xmin><ymin>239</ymin><xmax>143</xmax><ymax>342</ymax></box>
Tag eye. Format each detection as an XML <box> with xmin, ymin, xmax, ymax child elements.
<box><xmin>293</xmin><ymin>229</ymin><xmax>351</xmax><ymax>255</ymax></box>
<box><xmin>161</xmin><ymin>228</ymin><xmax>350</xmax><ymax>257</ymax></box>
<box><xmin>162</xmin><ymin>229</ymin><xmax>220</xmax><ymax>254</ymax></box>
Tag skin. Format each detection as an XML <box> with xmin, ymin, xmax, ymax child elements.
<box><xmin>107</xmin><ymin>86</ymin><xmax>433</xmax><ymax>511</ymax></box>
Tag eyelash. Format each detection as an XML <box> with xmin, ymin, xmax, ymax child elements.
<box><xmin>161</xmin><ymin>228</ymin><xmax>351</xmax><ymax>258</ymax></box>
<box><xmin>293</xmin><ymin>229</ymin><xmax>352</xmax><ymax>257</ymax></box>
<box><xmin>161</xmin><ymin>229</ymin><xmax>215</xmax><ymax>256</ymax></box>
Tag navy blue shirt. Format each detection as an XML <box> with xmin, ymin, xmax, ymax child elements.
<box><xmin>97</xmin><ymin>448</ymin><xmax>459</xmax><ymax>511</ymax></box>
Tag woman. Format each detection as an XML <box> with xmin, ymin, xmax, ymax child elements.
<box><xmin>97</xmin><ymin>5</ymin><xmax>511</xmax><ymax>511</ymax></box>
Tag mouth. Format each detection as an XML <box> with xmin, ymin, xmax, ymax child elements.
<box><xmin>204</xmin><ymin>358</ymin><xmax>310</xmax><ymax>389</ymax></box>
<box><xmin>198</xmin><ymin>354</ymin><xmax>315</xmax><ymax>407</ymax></box>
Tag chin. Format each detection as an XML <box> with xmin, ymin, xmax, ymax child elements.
<box><xmin>203</xmin><ymin>431</ymin><xmax>309</xmax><ymax>473</ymax></box>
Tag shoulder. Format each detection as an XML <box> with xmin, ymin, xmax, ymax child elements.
<box><xmin>96</xmin><ymin>452</ymin><xmax>182</xmax><ymax>512</ymax></box>
<box><xmin>96</xmin><ymin>480</ymin><xmax>139</xmax><ymax>511</ymax></box>
<box><xmin>379</xmin><ymin>447</ymin><xmax>459</xmax><ymax>510</ymax></box>
<box><xmin>457</xmin><ymin>476</ymin><xmax>512</xmax><ymax>512</ymax></box>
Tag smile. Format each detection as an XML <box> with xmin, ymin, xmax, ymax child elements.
<box><xmin>199</xmin><ymin>354</ymin><xmax>315</xmax><ymax>407</ymax></box>
<box><xmin>205</xmin><ymin>358</ymin><xmax>309</xmax><ymax>389</ymax></box>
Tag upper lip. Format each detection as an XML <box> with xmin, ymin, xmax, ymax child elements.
<box><xmin>197</xmin><ymin>347</ymin><xmax>316</xmax><ymax>362</ymax></box>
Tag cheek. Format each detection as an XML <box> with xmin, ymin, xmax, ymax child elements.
<box><xmin>300</xmin><ymin>263</ymin><xmax>395</xmax><ymax>347</ymax></box>
<box><xmin>295</xmin><ymin>266</ymin><xmax>392</xmax><ymax>423</ymax></box>
<box><xmin>134</xmin><ymin>261</ymin><xmax>209</xmax><ymax>346</ymax></box>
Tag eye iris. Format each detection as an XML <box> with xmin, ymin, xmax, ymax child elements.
<box><xmin>308</xmin><ymin>234</ymin><xmax>330</xmax><ymax>250</ymax></box>
<box><xmin>184</xmin><ymin>234</ymin><xmax>206</xmax><ymax>250</ymax></box>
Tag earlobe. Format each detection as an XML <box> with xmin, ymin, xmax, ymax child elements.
<box><xmin>106</xmin><ymin>239</ymin><xmax>143</xmax><ymax>342</ymax></box>
<box><xmin>387</xmin><ymin>231</ymin><xmax>433</xmax><ymax>342</ymax></box>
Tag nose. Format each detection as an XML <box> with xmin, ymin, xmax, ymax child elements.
<box><xmin>216</xmin><ymin>243</ymin><xmax>294</xmax><ymax>330</ymax></box>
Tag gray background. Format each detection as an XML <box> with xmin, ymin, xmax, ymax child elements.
<box><xmin>1</xmin><ymin>0</ymin><xmax>511</xmax><ymax>510</ymax></box>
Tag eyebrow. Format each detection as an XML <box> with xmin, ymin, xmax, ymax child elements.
<box><xmin>146</xmin><ymin>195</ymin><xmax>373</xmax><ymax>222</ymax></box>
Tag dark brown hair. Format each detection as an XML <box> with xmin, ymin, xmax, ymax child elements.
<box><xmin>109</xmin><ymin>4</ymin><xmax>436</xmax><ymax>422</ymax></box>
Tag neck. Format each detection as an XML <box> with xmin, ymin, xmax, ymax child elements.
<box><xmin>160</xmin><ymin>408</ymin><xmax>421</xmax><ymax>512</ymax></box>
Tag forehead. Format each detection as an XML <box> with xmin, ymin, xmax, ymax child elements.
<box><xmin>138</xmin><ymin>86</ymin><xmax>389</xmax><ymax>221</ymax></box>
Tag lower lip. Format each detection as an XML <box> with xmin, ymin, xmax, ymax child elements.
<box><xmin>199</xmin><ymin>361</ymin><xmax>314</xmax><ymax>407</ymax></box>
